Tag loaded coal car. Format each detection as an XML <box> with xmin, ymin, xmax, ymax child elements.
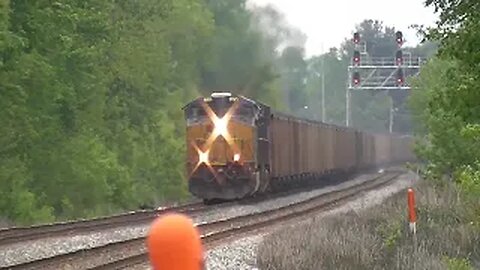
<box><xmin>183</xmin><ymin>92</ymin><xmax>414</xmax><ymax>202</ymax></box>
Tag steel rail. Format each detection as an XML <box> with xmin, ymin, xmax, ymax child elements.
<box><xmin>2</xmin><ymin>170</ymin><xmax>404</xmax><ymax>270</ymax></box>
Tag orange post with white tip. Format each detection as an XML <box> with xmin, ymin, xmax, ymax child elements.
<box><xmin>407</xmin><ymin>188</ymin><xmax>416</xmax><ymax>234</ymax></box>
<box><xmin>146</xmin><ymin>213</ymin><xmax>204</xmax><ymax>270</ymax></box>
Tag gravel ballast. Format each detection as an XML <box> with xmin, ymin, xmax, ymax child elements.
<box><xmin>202</xmin><ymin>171</ymin><xmax>418</xmax><ymax>270</ymax></box>
<box><xmin>0</xmin><ymin>167</ymin><xmax>416</xmax><ymax>268</ymax></box>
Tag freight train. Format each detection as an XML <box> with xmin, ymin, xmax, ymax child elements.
<box><xmin>183</xmin><ymin>92</ymin><xmax>415</xmax><ymax>201</ymax></box>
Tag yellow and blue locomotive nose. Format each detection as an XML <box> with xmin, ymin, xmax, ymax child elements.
<box><xmin>188</xmin><ymin>127</ymin><xmax>255</xmax><ymax>200</ymax></box>
<box><xmin>184</xmin><ymin>94</ymin><xmax>260</xmax><ymax>200</ymax></box>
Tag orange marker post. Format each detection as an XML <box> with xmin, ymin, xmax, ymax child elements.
<box><xmin>407</xmin><ymin>188</ymin><xmax>416</xmax><ymax>234</ymax></box>
<box><xmin>146</xmin><ymin>213</ymin><xmax>205</xmax><ymax>270</ymax></box>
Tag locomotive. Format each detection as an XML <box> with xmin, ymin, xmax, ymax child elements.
<box><xmin>183</xmin><ymin>92</ymin><xmax>414</xmax><ymax>201</ymax></box>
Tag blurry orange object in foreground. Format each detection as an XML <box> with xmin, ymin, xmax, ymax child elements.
<box><xmin>147</xmin><ymin>213</ymin><xmax>204</xmax><ymax>270</ymax></box>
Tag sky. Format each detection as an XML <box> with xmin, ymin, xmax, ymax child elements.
<box><xmin>248</xmin><ymin>0</ymin><xmax>439</xmax><ymax>57</ymax></box>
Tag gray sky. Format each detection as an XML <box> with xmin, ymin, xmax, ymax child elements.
<box><xmin>248</xmin><ymin>0</ymin><xmax>439</xmax><ymax>57</ymax></box>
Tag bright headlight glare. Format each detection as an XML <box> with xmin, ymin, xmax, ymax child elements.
<box><xmin>213</xmin><ymin>117</ymin><xmax>228</xmax><ymax>137</ymax></box>
<box><xmin>198</xmin><ymin>150</ymin><xmax>209</xmax><ymax>164</ymax></box>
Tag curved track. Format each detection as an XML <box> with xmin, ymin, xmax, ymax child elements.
<box><xmin>0</xmin><ymin>201</ymin><xmax>208</xmax><ymax>247</ymax></box>
<box><xmin>2</xmin><ymin>170</ymin><xmax>404</xmax><ymax>270</ymax></box>
<box><xmin>0</xmin><ymin>167</ymin><xmax>382</xmax><ymax>248</ymax></box>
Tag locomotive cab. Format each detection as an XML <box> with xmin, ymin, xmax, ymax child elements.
<box><xmin>183</xmin><ymin>92</ymin><xmax>269</xmax><ymax>201</ymax></box>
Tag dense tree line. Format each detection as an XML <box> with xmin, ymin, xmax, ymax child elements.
<box><xmin>410</xmin><ymin>0</ymin><xmax>480</xmax><ymax>175</ymax></box>
<box><xmin>0</xmin><ymin>0</ymin><xmax>304</xmax><ymax>225</ymax></box>
<box><xmin>409</xmin><ymin>0</ymin><xmax>480</xmax><ymax>223</ymax></box>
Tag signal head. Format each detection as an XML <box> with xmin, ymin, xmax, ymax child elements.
<box><xmin>396</xmin><ymin>69</ymin><xmax>404</xmax><ymax>86</ymax></box>
<box><xmin>353</xmin><ymin>32</ymin><xmax>360</xmax><ymax>44</ymax></box>
<box><xmin>395</xmin><ymin>31</ymin><xmax>403</xmax><ymax>46</ymax></box>
<box><xmin>353</xmin><ymin>50</ymin><xmax>360</xmax><ymax>65</ymax></box>
<box><xmin>352</xmin><ymin>72</ymin><xmax>360</xmax><ymax>86</ymax></box>
<box><xmin>396</xmin><ymin>50</ymin><xmax>403</xmax><ymax>65</ymax></box>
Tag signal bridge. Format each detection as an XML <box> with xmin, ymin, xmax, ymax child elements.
<box><xmin>346</xmin><ymin>31</ymin><xmax>427</xmax><ymax>132</ymax></box>
<box><xmin>348</xmin><ymin>54</ymin><xmax>426</xmax><ymax>91</ymax></box>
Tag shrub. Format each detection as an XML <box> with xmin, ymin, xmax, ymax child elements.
<box><xmin>257</xmin><ymin>181</ymin><xmax>480</xmax><ymax>270</ymax></box>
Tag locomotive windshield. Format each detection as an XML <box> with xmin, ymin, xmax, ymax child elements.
<box><xmin>184</xmin><ymin>94</ymin><xmax>259</xmax><ymax>126</ymax></box>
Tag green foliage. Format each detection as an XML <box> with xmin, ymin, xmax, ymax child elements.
<box><xmin>455</xmin><ymin>162</ymin><xmax>480</xmax><ymax>226</ymax></box>
<box><xmin>0</xmin><ymin>0</ymin><xmax>300</xmax><ymax>224</ymax></box>
<box><xmin>425</xmin><ymin>0</ymin><xmax>480</xmax><ymax>72</ymax></box>
<box><xmin>408</xmin><ymin>2</ymin><xmax>480</xmax><ymax>249</ymax></box>
<box><xmin>0</xmin><ymin>157</ymin><xmax>54</xmax><ymax>225</ymax></box>
<box><xmin>377</xmin><ymin>219</ymin><xmax>402</xmax><ymax>249</ymax></box>
<box><xmin>408</xmin><ymin>58</ymin><xmax>456</xmax><ymax>135</ymax></box>
<box><xmin>277</xmin><ymin>46</ymin><xmax>308</xmax><ymax>115</ymax></box>
<box><xmin>410</xmin><ymin>0</ymin><xmax>480</xmax><ymax>185</ymax></box>
<box><xmin>199</xmin><ymin>0</ymin><xmax>281</xmax><ymax>104</ymax></box>
<box><xmin>444</xmin><ymin>257</ymin><xmax>474</xmax><ymax>270</ymax></box>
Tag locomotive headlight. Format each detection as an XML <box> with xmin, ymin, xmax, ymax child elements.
<box><xmin>233</xmin><ymin>153</ymin><xmax>240</xmax><ymax>162</ymax></box>
<box><xmin>213</xmin><ymin>117</ymin><xmax>228</xmax><ymax>137</ymax></box>
<box><xmin>198</xmin><ymin>150</ymin><xmax>209</xmax><ymax>164</ymax></box>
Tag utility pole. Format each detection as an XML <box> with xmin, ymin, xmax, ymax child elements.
<box><xmin>389</xmin><ymin>97</ymin><xmax>394</xmax><ymax>133</ymax></box>
<box><xmin>321</xmin><ymin>43</ymin><xmax>326</xmax><ymax>122</ymax></box>
<box><xmin>322</xmin><ymin>46</ymin><xmax>327</xmax><ymax>123</ymax></box>
<box><xmin>346</xmin><ymin>87</ymin><xmax>350</xmax><ymax>127</ymax></box>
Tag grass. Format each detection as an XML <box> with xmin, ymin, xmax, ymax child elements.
<box><xmin>257</xmin><ymin>180</ymin><xmax>480</xmax><ymax>270</ymax></box>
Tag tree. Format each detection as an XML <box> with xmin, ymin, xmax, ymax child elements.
<box><xmin>0</xmin><ymin>0</ymin><xmax>305</xmax><ymax>224</ymax></box>
<box><xmin>408</xmin><ymin>0</ymin><xmax>480</xmax><ymax>180</ymax></box>
<box><xmin>305</xmin><ymin>49</ymin><xmax>347</xmax><ymax>123</ymax></box>
<box><xmin>425</xmin><ymin>0</ymin><xmax>480</xmax><ymax>72</ymax></box>
<box><xmin>1</xmin><ymin>0</ymin><xmax>117</xmax><ymax>223</ymax></box>
<box><xmin>277</xmin><ymin>46</ymin><xmax>308</xmax><ymax>115</ymax></box>
<box><xmin>0</xmin><ymin>0</ymin><xmax>217</xmax><ymax>223</ymax></box>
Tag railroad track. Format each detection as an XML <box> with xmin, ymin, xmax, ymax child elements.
<box><xmin>0</xmin><ymin>167</ymin><xmax>385</xmax><ymax>248</ymax></box>
<box><xmin>0</xmin><ymin>201</ymin><xmax>209</xmax><ymax>247</ymax></box>
<box><xmin>2</xmin><ymin>170</ymin><xmax>404</xmax><ymax>270</ymax></box>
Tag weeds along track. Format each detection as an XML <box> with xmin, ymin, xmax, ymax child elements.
<box><xmin>0</xmin><ymin>201</ymin><xmax>210</xmax><ymax>247</ymax></box>
<box><xmin>3</xmin><ymin>170</ymin><xmax>404</xmax><ymax>270</ymax></box>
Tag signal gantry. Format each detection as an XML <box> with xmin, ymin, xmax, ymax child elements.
<box><xmin>346</xmin><ymin>31</ymin><xmax>426</xmax><ymax>132</ymax></box>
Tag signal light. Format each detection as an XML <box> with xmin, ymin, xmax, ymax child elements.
<box><xmin>395</xmin><ymin>31</ymin><xmax>403</xmax><ymax>46</ymax></box>
<box><xmin>353</xmin><ymin>50</ymin><xmax>360</xmax><ymax>65</ymax></box>
<box><xmin>396</xmin><ymin>50</ymin><xmax>403</xmax><ymax>65</ymax></box>
<box><xmin>396</xmin><ymin>69</ymin><xmax>404</xmax><ymax>86</ymax></box>
<box><xmin>352</xmin><ymin>72</ymin><xmax>360</xmax><ymax>86</ymax></box>
<box><xmin>353</xmin><ymin>32</ymin><xmax>360</xmax><ymax>44</ymax></box>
